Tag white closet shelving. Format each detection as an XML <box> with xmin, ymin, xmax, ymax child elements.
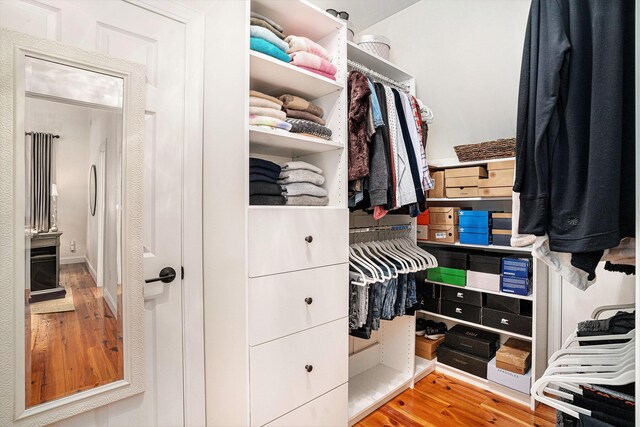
<box><xmin>417</xmin><ymin>157</ymin><xmax>549</xmax><ymax>409</ymax></box>
<box><xmin>345</xmin><ymin>42</ymin><xmax>435</xmax><ymax>426</ymax></box>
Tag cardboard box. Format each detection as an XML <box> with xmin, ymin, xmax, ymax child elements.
<box><xmin>445</xmin><ymin>324</ymin><xmax>500</xmax><ymax>359</ymax></box>
<box><xmin>478</xmin><ymin>169</ymin><xmax>515</xmax><ymax>187</ymax></box>
<box><xmin>428</xmin><ymin>247</ymin><xmax>468</xmax><ymax>269</ymax></box>
<box><xmin>501</xmin><ymin>276</ymin><xmax>531</xmax><ymax>296</ymax></box>
<box><xmin>444</xmin><ymin>166</ymin><xmax>488</xmax><ymax>179</ymax></box>
<box><xmin>502</xmin><ymin>258</ymin><xmax>532</xmax><ymax>278</ymax></box>
<box><xmin>427</xmin><ymin>267</ymin><xmax>466</xmax><ymax>287</ymax></box>
<box><xmin>493</xmin><ymin>218</ymin><xmax>512</xmax><ymax>230</ymax></box>
<box><xmin>479</xmin><ymin>187</ymin><xmax>512</xmax><ymax>197</ymax></box>
<box><xmin>467</xmin><ymin>270</ymin><xmax>501</xmax><ymax>292</ymax></box>
<box><xmin>429</xmin><ymin>224</ymin><xmax>458</xmax><ymax>243</ymax></box>
<box><xmin>441</xmin><ymin>300</ymin><xmax>482</xmax><ymax>323</ymax></box>
<box><xmin>442</xmin><ymin>286</ymin><xmax>483</xmax><ymax>307</ymax></box>
<box><xmin>428</xmin><ymin>171</ymin><xmax>445</xmax><ymax>198</ymax></box>
<box><xmin>469</xmin><ymin>254</ymin><xmax>502</xmax><ymax>274</ymax></box>
<box><xmin>415</xmin><ymin>336</ymin><xmax>445</xmax><ymax>360</ymax></box>
<box><xmin>485</xmin><ymin>293</ymin><xmax>524</xmax><ymax>315</ymax></box>
<box><xmin>446</xmin><ymin>187</ymin><xmax>479</xmax><ymax>198</ymax></box>
<box><xmin>496</xmin><ymin>338</ymin><xmax>532</xmax><ymax>375</ymax></box>
<box><xmin>482</xmin><ymin>307</ymin><xmax>532</xmax><ymax>337</ymax></box>
<box><xmin>487</xmin><ymin>159</ymin><xmax>515</xmax><ymax>170</ymax></box>
<box><xmin>487</xmin><ymin>357</ymin><xmax>532</xmax><ymax>394</ymax></box>
<box><xmin>492</xmin><ymin>229</ymin><xmax>511</xmax><ymax>235</ymax></box>
<box><xmin>417</xmin><ymin>210</ymin><xmax>430</xmax><ymax>225</ymax></box>
<box><xmin>446</xmin><ymin>176</ymin><xmax>480</xmax><ymax>187</ymax></box>
<box><xmin>430</xmin><ymin>207</ymin><xmax>460</xmax><ymax>225</ymax></box>
<box><xmin>438</xmin><ymin>345</ymin><xmax>491</xmax><ymax>379</ymax></box>
<box><xmin>417</xmin><ymin>225</ymin><xmax>429</xmax><ymax>242</ymax></box>
<box><xmin>460</xmin><ymin>231</ymin><xmax>492</xmax><ymax>245</ymax></box>
<box><xmin>492</xmin><ymin>234</ymin><xmax>512</xmax><ymax>246</ymax></box>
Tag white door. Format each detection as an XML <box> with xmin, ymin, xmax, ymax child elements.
<box><xmin>0</xmin><ymin>1</ymin><xmax>202</xmax><ymax>425</ymax></box>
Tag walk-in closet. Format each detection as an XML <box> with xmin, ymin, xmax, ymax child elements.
<box><xmin>0</xmin><ymin>0</ymin><xmax>637</xmax><ymax>426</ymax></box>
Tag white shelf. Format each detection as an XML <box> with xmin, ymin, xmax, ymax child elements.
<box><xmin>419</xmin><ymin>310</ymin><xmax>532</xmax><ymax>341</ymax></box>
<box><xmin>252</xmin><ymin>0</ymin><xmax>343</xmax><ymax>42</ymax></box>
<box><xmin>424</xmin><ymin>279</ymin><xmax>533</xmax><ymax>301</ymax></box>
<box><xmin>250</xmin><ymin>51</ymin><xmax>343</xmax><ymax>100</ymax></box>
<box><xmin>435</xmin><ymin>362</ymin><xmax>532</xmax><ymax>408</ymax></box>
<box><xmin>347</xmin><ymin>41</ymin><xmax>412</xmax><ymax>83</ymax></box>
<box><xmin>249</xmin><ymin>126</ymin><xmax>343</xmax><ymax>157</ymax></box>
<box><xmin>419</xmin><ymin>240</ymin><xmax>533</xmax><ymax>254</ymax></box>
<box><xmin>428</xmin><ymin>157</ymin><xmax>516</xmax><ymax>169</ymax></box>
<box><xmin>348</xmin><ymin>364</ymin><xmax>413</xmax><ymax>423</ymax></box>
<box><xmin>414</xmin><ymin>356</ymin><xmax>436</xmax><ymax>382</ymax></box>
<box><xmin>426</xmin><ymin>197</ymin><xmax>512</xmax><ymax>202</ymax></box>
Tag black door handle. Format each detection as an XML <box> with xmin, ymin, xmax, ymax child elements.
<box><xmin>145</xmin><ymin>267</ymin><xmax>177</xmax><ymax>284</ymax></box>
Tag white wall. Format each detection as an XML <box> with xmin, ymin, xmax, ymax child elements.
<box><xmin>361</xmin><ymin>0</ymin><xmax>635</xmax><ymax>345</ymax></box>
<box><xmin>26</xmin><ymin>97</ymin><xmax>90</xmax><ymax>262</ymax></box>
<box><xmin>360</xmin><ymin>0</ymin><xmax>530</xmax><ymax>160</ymax></box>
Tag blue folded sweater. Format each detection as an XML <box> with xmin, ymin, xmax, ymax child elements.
<box><xmin>250</xmin><ymin>37</ymin><xmax>290</xmax><ymax>63</ymax></box>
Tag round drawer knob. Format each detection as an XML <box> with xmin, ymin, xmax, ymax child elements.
<box><xmin>305</xmin><ymin>364</ymin><xmax>313</xmax><ymax>373</ymax></box>
<box><xmin>305</xmin><ymin>297</ymin><xmax>313</xmax><ymax>305</ymax></box>
<box><xmin>305</xmin><ymin>235</ymin><xmax>313</xmax><ymax>243</ymax></box>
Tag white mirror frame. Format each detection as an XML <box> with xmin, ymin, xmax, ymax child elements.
<box><xmin>0</xmin><ymin>27</ymin><xmax>146</xmax><ymax>426</ymax></box>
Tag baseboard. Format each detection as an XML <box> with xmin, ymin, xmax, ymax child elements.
<box><xmin>84</xmin><ymin>256</ymin><xmax>98</xmax><ymax>285</ymax></box>
<box><xmin>104</xmin><ymin>287</ymin><xmax>117</xmax><ymax>317</ymax></box>
<box><xmin>60</xmin><ymin>256</ymin><xmax>85</xmax><ymax>265</ymax></box>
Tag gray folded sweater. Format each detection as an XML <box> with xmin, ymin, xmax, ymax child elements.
<box><xmin>286</xmin><ymin>195</ymin><xmax>329</xmax><ymax>206</ymax></box>
<box><xmin>278</xmin><ymin>169</ymin><xmax>325</xmax><ymax>186</ymax></box>
<box><xmin>282</xmin><ymin>182</ymin><xmax>327</xmax><ymax>197</ymax></box>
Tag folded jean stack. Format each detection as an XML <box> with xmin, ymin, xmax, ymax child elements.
<box><xmin>249</xmin><ymin>90</ymin><xmax>292</xmax><ymax>131</ymax></box>
<box><xmin>285</xmin><ymin>35</ymin><xmax>337</xmax><ymax>81</ymax></box>
<box><xmin>250</xmin><ymin>12</ymin><xmax>290</xmax><ymax>63</ymax></box>
<box><xmin>278</xmin><ymin>161</ymin><xmax>329</xmax><ymax>206</ymax></box>
<box><xmin>250</xmin><ymin>158</ymin><xmax>286</xmax><ymax>206</ymax></box>
<box><xmin>279</xmin><ymin>94</ymin><xmax>332</xmax><ymax>140</ymax></box>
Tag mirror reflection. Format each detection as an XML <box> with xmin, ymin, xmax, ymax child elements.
<box><xmin>24</xmin><ymin>57</ymin><xmax>124</xmax><ymax>407</ymax></box>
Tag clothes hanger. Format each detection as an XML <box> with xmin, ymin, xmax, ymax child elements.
<box><xmin>354</xmin><ymin>242</ymin><xmax>392</xmax><ymax>279</ymax></box>
<box><xmin>370</xmin><ymin>240</ymin><xmax>409</xmax><ymax>274</ymax></box>
<box><xmin>382</xmin><ymin>239</ymin><xmax>417</xmax><ymax>272</ymax></box>
<box><xmin>362</xmin><ymin>241</ymin><xmax>399</xmax><ymax>278</ymax></box>
<box><xmin>351</xmin><ymin>244</ymin><xmax>387</xmax><ymax>280</ymax></box>
<box><xmin>349</xmin><ymin>247</ymin><xmax>378</xmax><ymax>284</ymax></box>
<box><xmin>394</xmin><ymin>238</ymin><xmax>430</xmax><ymax>270</ymax></box>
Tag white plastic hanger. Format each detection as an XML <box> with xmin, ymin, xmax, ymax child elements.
<box><xmin>354</xmin><ymin>242</ymin><xmax>392</xmax><ymax>279</ymax></box>
<box><xmin>352</xmin><ymin>244</ymin><xmax>387</xmax><ymax>280</ymax></box>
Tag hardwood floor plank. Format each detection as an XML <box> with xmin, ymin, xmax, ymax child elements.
<box><xmin>27</xmin><ymin>263</ymin><xmax>122</xmax><ymax>407</ymax></box>
<box><xmin>356</xmin><ymin>373</ymin><xmax>556</xmax><ymax>427</ymax></box>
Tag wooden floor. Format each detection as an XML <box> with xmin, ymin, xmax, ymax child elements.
<box><xmin>26</xmin><ymin>263</ymin><xmax>123</xmax><ymax>407</ymax></box>
<box><xmin>356</xmin><ymin>372</ymin><xmax>556</xmax><ymax>427</ymax></box>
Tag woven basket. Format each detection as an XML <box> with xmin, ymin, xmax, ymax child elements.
<box><xmin>453</xmin><ymin>138</ymin><xmax>516</xmax><ymax>162</ymax></box>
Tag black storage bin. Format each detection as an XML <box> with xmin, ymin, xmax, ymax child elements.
<box><xmin>445</xmin><ymin>324</ymin><xmax>500</xmax><ymax>359</ymax></box>
<box><xmin>437</xmin><ymin>345</ymin><xmax>491</xmax><ymax>379</ymax></box>
<box><xmin>419</xmin><ymin>282</ymin><xmax>441</xmax><ymax>313</ymax></box>
<box><xmin>482</xmin><ymin>307</ymin><xmax>532</xmax><ymax>336</ymax></box>
<box><xmin>441</xmin><ymin>300</ymin><xmax>481</xmax><ymax>324</ymax></box>
<box><xmin>426</xmin><ymin>247</ymin><xmax>469</xmax><ymax>270</ymax></box>
<box><xmin>485</xmin><ymin>293</ymin><xmax>521</xmax><ymax>314</ymax></box>
<box><xmin>468</xmin><ymin>254</ymin><xmax>502</xmax><ymax>275</ymax></box>
<box><xmin>493</xmin><ymin>218</ymin><xmax>512</xmax><ymax>230</ymax></box>
<box><xmin>442</xmin><ymin>286</ymin><xmax>483</xmax><ymax>307</ymax></box>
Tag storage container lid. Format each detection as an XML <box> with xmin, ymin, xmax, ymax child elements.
<box><xmin>459</xmin><ymin>210</ymin><xmax>491</xmax><ymax>217</ymax></box>
<box><xmin>355</xmin><ymin>34</ymin><xmax>391</xmax><ymax>47</ymax></box>
<box><xmin>448</xmin><ymin>324</ymin><xmax>500</xmax><ymax>344</ymax></box>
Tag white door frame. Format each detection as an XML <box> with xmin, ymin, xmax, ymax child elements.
<box><xmin>97</xmin><ymin>143</ymin><xmax>106</xmax><ymax>288</ymax></box>
<box><xmin>125</xmin><ymin>1</ymin><xmax>206</xmax><ymax>425</ymax></box>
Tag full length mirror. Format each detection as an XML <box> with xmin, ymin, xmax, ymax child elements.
<box><xmin>24</xmin><ymin>57</ymin><xmax>124</xmax><ymax>408</ymax></box>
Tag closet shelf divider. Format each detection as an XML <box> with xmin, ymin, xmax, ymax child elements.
<box><xmin>249</xmin><ymin>125</ymin><xmax>344</xmax><ymax>157</ymax></box>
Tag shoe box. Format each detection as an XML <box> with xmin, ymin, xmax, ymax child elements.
<box><xmin>441</xmin><ymin>284</ymin><xmax>482</xmax><ymax>323</ymax></box>
<box><xmin>415</xmin><ymin>335</ymin><xmax>445</xmax><ymax>360</ymax></box>
<box><xmin>428</xmin><ymin>171</ymin><xmax>445</xmax><ymax>199</ymax></box>
<box><xmin>482</xmin><ymin>302</ymin><xmax>532</xmax><ymax>337</ymax></box>
<box><xmin>429</xmin><ymin>207</ymin><xmax>460</xmax><ymax>225</ymax></box>
<box><xmin>468</xmin><ymin>254</ymin><xmax>501</xmax><ymax>292</ymax></box>
<box><xmin>419</xmin><ymin>281</ymin><xmax>441</xmax><ymax>313</ymax></box>
<box><xmin>427</xmin><ymin>267</ymin><xmax>466</xmax><ymax>287</ymax></box>
<box><xmin>496</xmin><ymin>338</ymin><xmax>532</xmax><ymax>375</ymax></box>
<box><xmin>444</xmin><ymin>324</ymin><xmax>500</xmax><ymax>359</ymax></box>
<box><xmin>459</xmin><ymin>211</ymin><xmax>492</xmax><ymax>245</ymax></box>
<box><xmin>501</xmin><ymin>257</ymin><xmax>532</xmax><ymax>296</ymax></box>
<box><xmin>426</xmin><ymin>247</ymin><xmax>468</xmax><ymax>269</ymax></box>
<box><xmin>437</xmin><ymin>345</ymin><xmax>492</xmax><ymax>379</ymax></box>
<box><xmin>444</xmin><ymin>166</ymin><xmax>487</xmax><ymax>199</ymax></box>
<box><xmin>487</xmin><ymin>357</ymin><xmax>532</xmax><ymax>394</ymax></box>
<box><xmin>442</xmin><ymin>286</ymin><xmax>482</xmax><ymax>307</ymax></box>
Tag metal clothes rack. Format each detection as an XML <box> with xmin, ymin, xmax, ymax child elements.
<box><xmin>347</xmin><ymin>59</ymin><xmax>411</xmax><ymax>93</ymax></box>
<box><xmin>349</xmin><ymin>223</ymin><xmax>412</xmax><ymax>234</ymax></box>
<box><xmin>25</xmin><ymin>132</ymin><xmax>60</xmax><ymax>139</ymax></box>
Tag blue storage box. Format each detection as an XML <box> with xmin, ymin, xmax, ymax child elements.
<box><xmin>502</xmin><ymin>257</ymin><xmax>531</xmax><ymax>278</ymax></box>
<box><xmin>459</xmin><ymin>226</ymin><xmax>490</xmax><ymax>234</ymax></box>
<box><xmin>459</xmin><ymin>210</ymin><xmax>492</xmax><ymax>228</ymax></box>
<box><xmin>501</xmin><ymin>276</ymin><xmax>531</xmax><ymax>296</ymax></box>
<box><xmin>460</xmin><ymin>231</ymin><xmax>492</xmax><ymax>245</ymax></box>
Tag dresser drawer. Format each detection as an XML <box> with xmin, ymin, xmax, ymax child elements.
<box><xmin>248</xmin><ymin>207</ymin><xmax>348</xmax><ymax>277</ymax></box>
<box><xmin>249</xmin><ymin>264</ymin><xmax>348</xmax><ymax>346</ymax></box>
<box><xmin>250</xmin><ymin>318</ymin><xmax>348</xmax><ymax>426</ymax></box>
<box><xmin>264</xmin><ymin>384</ymin><xmax>348</xmax><ymax>427</ymax></box>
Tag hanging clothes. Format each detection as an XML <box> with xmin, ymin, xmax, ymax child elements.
<box><xmin>514</xmin><ymin>0</ymin><xmax>635</xmax><ymax>287</ymax></box>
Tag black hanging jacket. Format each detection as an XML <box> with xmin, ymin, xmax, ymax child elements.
<box><xmin>513</xmin><ymin>0</ymin><xmax>635</xmax><ymax>253</ymax></box>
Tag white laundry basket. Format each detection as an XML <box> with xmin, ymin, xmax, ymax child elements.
<box><xmin>355</xmin><ymin>35</ymin><xmax>391</xmax><ymax>60</ymax></box>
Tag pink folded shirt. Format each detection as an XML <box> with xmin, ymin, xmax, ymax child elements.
<box><xmin>289</xmin><ymin>51</ymin><xmax>337</xmax><ymax>76</ymax></box>
<box><xmin>297</xmin><ymin>65</ymin><xmax>336</xmax><ymax>81</ymax></box>
<box><xmin>285</xmin><ymin>35</ymin><xmax>332</xmax><ymax>61</ymax></box>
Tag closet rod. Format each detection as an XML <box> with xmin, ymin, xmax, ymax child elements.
<box><xmin>349</xmin><ymin>223</ymin><xmax>412</xmax><ymax>234</ymax></box>
<box><xmin>25</xmin><ymin>132</ymin><xmax>60</xmax><ymax>139</ymax></box>
<box><xmin>347</xmin><ymin>59</ymin><xmax>411</xmax><ymax>93</ymax></box>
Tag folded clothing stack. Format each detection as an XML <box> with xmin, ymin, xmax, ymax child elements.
<box><xmin>285</xmin><ymin>35</ymin><xmax>336</xmax><ymax>80</ymax></box>
<box><xmin>250</xmin><ymin>90</ymin><xmax>292</xmax><ymax>131</ymax></box>
<box><xmin>279</xmin><ymin>94</ymin><xmax>332</xmax><ymax>140</ymax></box>
<box><xmin>250</xmin><ymin>12</ymin><xmax>290</xmax><ymax>63</ymax></box>
<box><xmin>278</xmin><ymin>161</ymin><xmax>329</xmax><ymax>206</ymax></box>
<box><xmin>250</xmin><ymin>157</ymin><xmax>286</xmax><ymax>205</ymax></box>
